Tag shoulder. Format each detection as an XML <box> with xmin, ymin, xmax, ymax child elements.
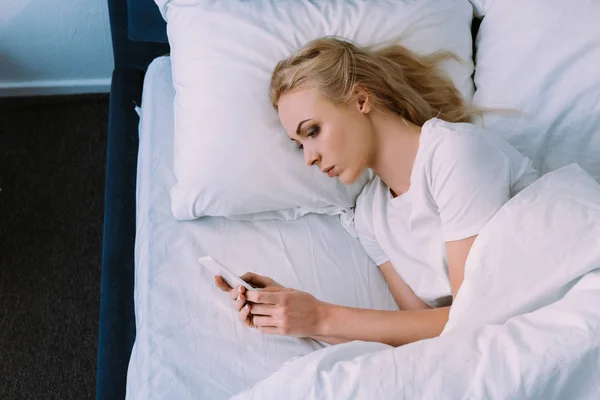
<box><xmin>422</xmin><ymin>118</ymin><xmax>495</xmax><ymax>158</ymax></box>
<box><xmin>420</xmin><ymin>118</ymin><xmax>514</xmax><ymax>173</ymax></box>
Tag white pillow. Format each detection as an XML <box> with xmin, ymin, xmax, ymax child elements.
<box><xmin>473</xmin><ymin>0</ymin><xmax>600</xmax><ymax>182</ymax></box>
<box><xmin>158</xmin><ymin>0</ymin><xmax>475</xmax><ymax>220</ymax></box>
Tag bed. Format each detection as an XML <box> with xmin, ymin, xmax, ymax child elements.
<box><xmin>98</xmin><ymin>1</ymin><xmax>600</xmax><ymax>399</ymax></box>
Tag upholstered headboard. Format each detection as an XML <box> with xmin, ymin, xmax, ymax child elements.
<box><xmin>107</xmin><ymin>0</ymin><xmax>169</xmax><ymax>71</ymax></box>
<box><xmin>127</xmin><ymin>0</ymin><xmax>168</xmax><ymax>43</ymax></box>
<box><xmin>97</xmin><ymin>2</ymin><xmax>169</xmax><ymax>399</ymax></box>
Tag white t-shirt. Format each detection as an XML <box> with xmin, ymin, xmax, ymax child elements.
<box><xmin>354</xmin><ymin>118</ymin><xmax>539</xmax><ymax>307</ymax></box>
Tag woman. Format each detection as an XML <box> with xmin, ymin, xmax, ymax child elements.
<box><xmin>215</xmin><ymin>37</ymin><xmax>539</xmax><ymax>347</ymax></box>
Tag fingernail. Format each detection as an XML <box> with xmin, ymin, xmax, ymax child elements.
<box><xmin>235</xmin><ymin>294</ymin><xmax>240</xmax><ymax>301</ymax></box>
<box><xmin>244</xmin><ymin>304</ymin><xmax>249</xmax><ymax>311</ymax></box>
<box><xmin>238</xmin><ymin>287</ymin><xmax>242</xmax><ymax>294</ymax></box>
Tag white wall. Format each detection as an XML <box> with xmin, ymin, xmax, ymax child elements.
<box><xmin>0</xmin><ymin>0</ymin><xmax>114</xmax><ymax>97</ymax></box>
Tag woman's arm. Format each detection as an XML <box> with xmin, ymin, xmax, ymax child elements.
<box><xmin>318</xmin><ymin>304</ymin><xmax>450</xmax><ymax>347</ymax></box>
<box><xmin>245</xmin><ymin>235</ymin><xmax>476</xmax><ymax>347</ymax></box>
<box><xmin>308</xmin><ymin>261</ymin><xmax>433</xmax><ymax>345</ymax></box>
<box><xmin>446</xmin><ymin>235</ymin><xmax>477</xmax><ymax>298</ymax></box>
<box><xmin>308</xmin><ymin>334</ymin><xmax>350</xmax><ymax>345</ymax></box>
<box><xmin>314</xmin><ymin>235</ymin><xmax>476</xmax><ymax>346</ymax></box>
<box><xmin>315</xmin><ymin>235</ymin><xmax>476</xmax><ymax>346</ymax></box>
<box><xmin>379</xmin><ymin>261</ymin><xmax>432</xmax><ymax>311</ymax></box>
<box><xmin>246</xmin><ymin>288</ymin><xmax>448</xmax><ymax>347</ymax></box>
<box><xmin>306</xmin><ymin>262</ymin><xmax>430</xmax><ymax>345</ymax></box>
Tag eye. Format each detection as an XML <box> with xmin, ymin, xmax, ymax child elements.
<box><xmin>306</xmin><ymin>125</ymin><xmax>320</xmax><ymax>138</ymax></box>
<box><xmin>294</xmin><ymin>124</ymin><xmax>320</xmax><ymax>150</ymax></box>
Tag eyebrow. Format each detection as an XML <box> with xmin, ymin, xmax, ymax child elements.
<box><xmin>296</xmin><ymin>119</ymin><xmax>311</xmax><ymax>136</ymax></box>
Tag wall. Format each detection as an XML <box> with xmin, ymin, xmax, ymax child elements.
<box><xmin>0</xmin><ymin>0</ymin><xmax>114</xmax><ymax>97</ymax></box>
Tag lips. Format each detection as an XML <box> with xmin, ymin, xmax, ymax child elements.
<box><xmin>322</xmin><ymin>166</ymin><xmax>335</xmax><ymax>177</ymax></box>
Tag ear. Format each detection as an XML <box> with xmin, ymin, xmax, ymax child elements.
<box><xmin>354</xmin><ymin>85</ymin><xmax>372</xmax><ymax>114</ymax></box>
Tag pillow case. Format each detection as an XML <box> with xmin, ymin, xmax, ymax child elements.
<box><xmin>473</xmin><ymin>0</ymin><xmax>600</xmax><ymax>182</ymax></box>
<box><xmin>157</xmin><ymin>0</ymin><xmax>475</xmax><ymax>220</ymax></box>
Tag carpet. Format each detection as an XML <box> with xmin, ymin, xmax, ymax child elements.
<box><xmin>0</xmin><ymin>94</ymin><xmax>108</xmax><ymax>399</ymax></box>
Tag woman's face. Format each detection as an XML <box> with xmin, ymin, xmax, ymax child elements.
<box><xmin>277</xmin><ymin>86</ymin><xmax>373</xmax><ymax>185</ymax></box>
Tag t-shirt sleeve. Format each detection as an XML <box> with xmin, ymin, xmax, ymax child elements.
<box><xmin>429</xmin><ymin>133</ymin><xmax>512</xmax><ymax>242</ymax></box>
<box><xmin>354</xmin><ymin>185</ymin><xmax>390</xmax><ymax>266</ymax></box>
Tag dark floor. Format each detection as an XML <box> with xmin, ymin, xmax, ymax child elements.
<box><xmin>0</xmin><ymin>94</ymin><xmax>109</xmax><ymax>399</ymax></box>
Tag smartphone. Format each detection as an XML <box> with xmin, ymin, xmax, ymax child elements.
<box><xmin>198</xmin><ymin>256</ymin><xmax>256</xmax><ymax>291</ymax></box>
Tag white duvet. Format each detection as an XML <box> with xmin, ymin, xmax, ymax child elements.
<box><xmin>234</xmin><ymin>164</ymin><xmax>600</xmax><ymax>399</ymax></box>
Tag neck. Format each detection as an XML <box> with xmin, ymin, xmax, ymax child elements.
<box><xmin>368</xmin><ymin>112</ymin><xmax>422</xmax><ymax>197</ymax></box>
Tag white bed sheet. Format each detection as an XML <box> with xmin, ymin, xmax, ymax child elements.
<box><xmin>125</xmin><ymin>56</ymin><xmax>397</xmax><ymax>399</ymax></box>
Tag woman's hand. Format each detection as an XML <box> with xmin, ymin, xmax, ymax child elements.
<box><xmin>214</xmin><ymin>272</ymin><xmax>283</xmax><ymax>328</ymax></box>
<box><xmin>244</xmin><ymin>288</ymin><xmax>326</xmax><ymax>338</ymax></box>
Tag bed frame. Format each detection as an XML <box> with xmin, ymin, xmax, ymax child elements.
<box><xmin>96</xmin><ymin>1</ymin><xmax>168</xmax><ymax>399</ymax></box>
<box><xmin>96</xmin><ymin>1</ymin><xmax>480</xmax><ymax>398</ymax></box>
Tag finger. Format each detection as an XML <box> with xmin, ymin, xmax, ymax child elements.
<box><xmin>234</xmin><ymin>293</ymin><xmax>246</xmax><ymax>312</ymax></box>
<box><xmin>248</xmin><ymin>304</ymin><xmax>276</xmax><ymax>316</ymax></box>
<box><xmin>261</xmin><ymin>286</ymin><xmax>290</xmax><ymax>293</ymax></box>
<box><xmin>246</xmin><ymin>290</ymin><xmax>279</xmax><ymax>305</ymax></box>
<box><xmin>252</xmin><ymin>315</ymin><xmax>277</xmax><ymax>328</ymax></box>
<box><xmin>229</xmin><ymin>285</ymin><xmax>245</xmax><ymax>302</ymax></box>
<box><xmin>239</xmin><ymin>304</ymin><xmax>252</xmax><ymax>327</ymax></box>
<box><xmin>240</xmin><ymin>272</ymin><xmax>271</xmax><ymax>288</ymax></box>
<box><xmin>215</xmin><ymin>275</ymin><xmax>232</xmax><ymax>292</ymax></box>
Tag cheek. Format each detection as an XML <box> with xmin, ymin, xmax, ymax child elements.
<box><xmin>320</xmin><ymin>127</ymin><xmax>346</xmax><ymax>158</ymax></box>
<box><xmin>324</xmin><ymin>116</ymin><xmax>369</xmax><ymax>163</ymax></box>
<box><xmin>335</xmin><ymin>121</ymin><xmax>359</xmax><ymax>152</ymax></box>
<box><xmin>345</xmin><ymin>123</ymin><xmax>370</xmax><ymax>161</ymax></box>
<box><xmin>332</xmin><ymin>129</ymin><xmax>350</xmax><ymax>154</ymax></box>
<box><xmin>343</xmin><ymin>124</ymin><xmax>371</xmax><ymax>181</ymax></box>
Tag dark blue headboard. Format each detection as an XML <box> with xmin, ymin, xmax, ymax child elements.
<box><xmin>127</xmin><ymin>0</ymin><xmax>168</xmax><ymax>43</ymax></box>
<box><xmin>98</xmin><ymin>1</ymin><xmax>169</xmax><ymax>399</ymax></box>
<box><xmin>107</xmin><ymin>0</ymin><xmax>169</xmax><ymax>71</ymax></box>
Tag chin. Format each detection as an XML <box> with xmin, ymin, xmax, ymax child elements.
<box><xmin>339</xmin><ymin>163</ymin><xmax>370</xmax><ymax>185</ymax></box>
<box><xmin>338</xmin><ymin>169</ymin><xmax>359</xmax><ymax>185</ymax></box>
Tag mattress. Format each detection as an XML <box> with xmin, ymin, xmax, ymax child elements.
<box><xmin>126</xmin><ymin>56</ymin><xmax>398</xmax><ymax>399</ymax></box>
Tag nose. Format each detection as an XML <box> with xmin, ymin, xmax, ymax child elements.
<box><xmin>303</xmin><ymin>146</ymin><xmax>320</xmax><ymax>167</ymax></box>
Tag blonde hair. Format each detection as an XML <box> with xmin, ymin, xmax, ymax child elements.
<box><xmin>270</xmin><ymin>36</ymin><xmax>475</xmax><ymax>126</ymax></box>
